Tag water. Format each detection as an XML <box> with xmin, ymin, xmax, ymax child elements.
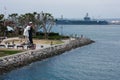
<box><xmin>1</xmin><ymin>25</ymin><xmax>120</xmax><ymax>80</ymax></box>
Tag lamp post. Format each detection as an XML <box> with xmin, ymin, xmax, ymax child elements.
<box><xmin>61</xmin><ymin>15</ymin><xmax>63</xmax><ymax>35</ymax></box>
<box><xmin>4</xmin><ymin>6</ymin><xmax>7</xmax><ymax>37</ymax></box>
<box><xmin>61</xmin><ymin>26</ymin><xmax>63</xmax><ymax>35</ymax></box>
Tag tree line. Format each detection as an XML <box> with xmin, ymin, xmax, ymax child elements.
<box><xmin>0</xmin><ymin>12</ymin><xmax>55</xmax><ymax>39</ymax></box>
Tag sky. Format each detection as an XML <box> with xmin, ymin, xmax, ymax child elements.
<box><xmin>0</xmin><ymin>0</ymin><xmax>120</xmax><ymax>19</ymax></box>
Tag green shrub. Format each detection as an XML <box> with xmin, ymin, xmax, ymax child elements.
<box><xmin>34</xmin><ymin>32</ymin><xmax>69</xmax><ymax>40</ymax></box>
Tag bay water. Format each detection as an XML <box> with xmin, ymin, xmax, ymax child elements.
<box><xmin>0</xmin><ymin>25</ymin><xmax>120</xmax><ymax>80</ymax></box>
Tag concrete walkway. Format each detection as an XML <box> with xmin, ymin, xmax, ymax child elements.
<box><xmin>0</xmin><ymin>37</ymin><xmax>68</xmax><ymax>50</ymax></box>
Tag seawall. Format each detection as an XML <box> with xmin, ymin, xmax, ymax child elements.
<box><xmin>0</xmin><ymin>38</ymin><xmax>94</xmax><ymax>74</ymax></box>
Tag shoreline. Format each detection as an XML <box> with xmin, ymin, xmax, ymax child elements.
<box><xmin>0</xmin><ymin>37</ymin><xmax>95</xmax><ymax>74</ymax></box>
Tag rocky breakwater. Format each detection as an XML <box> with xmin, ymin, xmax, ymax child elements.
<box><xmin>0</xmin><ymin>38</ymin><xmax>94</xmax><ymax>74</ymax></box>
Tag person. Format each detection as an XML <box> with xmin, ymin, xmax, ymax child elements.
<box><xmin>28</xmin><ymin>22</ymin><xmax>34</xmax><ymax>45</ymax></box>
<box><xmin>23</xmin><ymin>24</ymin><xmax>30</xmax><ymax>44</ymax></box>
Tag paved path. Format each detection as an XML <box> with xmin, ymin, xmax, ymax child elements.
<box><xmin>0</xmin><ymin>37</ymin><xmax>69</xmax><ymax>50</ymax></box>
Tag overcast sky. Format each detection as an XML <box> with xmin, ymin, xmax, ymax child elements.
<box><xmin>0</xmin><ymin>0</ymin><xmax>120</xmax><ymax>19</ymax></box>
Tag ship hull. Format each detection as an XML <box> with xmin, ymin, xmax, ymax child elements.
<box><xmin>56</xmin><ymin>20</ymin><xmax>109</xmax><ymax>25</ymax></box>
